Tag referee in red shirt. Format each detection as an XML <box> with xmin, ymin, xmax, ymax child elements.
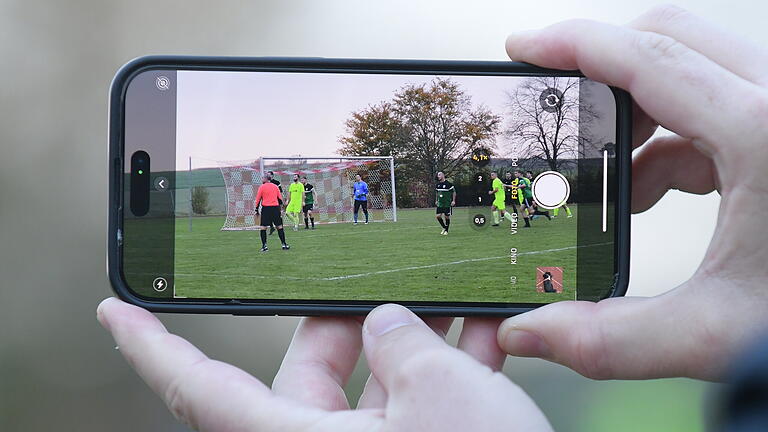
<box><xmin>255</xmin><ymin>173</ymin><xmax>290</xmax><ymax>252</ymax></box>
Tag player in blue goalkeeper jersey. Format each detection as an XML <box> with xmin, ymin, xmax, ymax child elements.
<box><xmin>352</xmin><ymin>174</ymin><xmax>369</xmax><ymax>225</ymax></box>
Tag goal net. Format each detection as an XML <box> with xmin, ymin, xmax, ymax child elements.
<box><xmin>219</xmin><ymin>157</ymin><xmax>396</xmax><ymax>231</ymax></box>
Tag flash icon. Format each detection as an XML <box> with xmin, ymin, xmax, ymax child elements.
<box><xmin>152</xmin><ymin>277</ymin><xmax>168</xmax><ymax>292</ymax></box>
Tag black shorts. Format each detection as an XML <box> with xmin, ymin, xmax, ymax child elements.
<box><xmin>436</xmin><ymin>206</ymin><xmax>452</xmax><ymax>216</ymax></box>
<box><xmin>521</xmin><ymin>196</ymin><xmax>533</xmax><ymax>207</ymax></box>
<box><xmin>354</xmin><ymin>200</ymin><xmax>368</xmax><ymax>212</ymax></box>
<box><xmin>302</xmin><ymin>204</ymin><xmax>314</xmax><ymax>213</ymax></box>
<box><xmin>543</xmin><ymin>280</ymin><xmax>556</xmax><ymax>293</ymax></box>
<box><xmin>259</xmin><ymin>206</ymin><xmax>283</xmax><ymax>228</ymax></box>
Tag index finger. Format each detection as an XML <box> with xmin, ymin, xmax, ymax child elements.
<box><xmin>506</xmin><ymin>19</ymin><xmax>758</xmax><ymax>152</ymax></box>
<box><xmin>272</xmin><ymin>317</ymin><xmax>363</xmax><ymax>411</ymax></box>
<box><xmin>96</xmin><ymin>298</ymin><xmax>321</xmax><ymax>431</ymax></box>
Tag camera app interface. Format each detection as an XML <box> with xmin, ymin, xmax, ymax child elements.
<box><xmin>122</xmin><ymin>68</ymin><xmax>618</xmax><ymax>305</ymax></box>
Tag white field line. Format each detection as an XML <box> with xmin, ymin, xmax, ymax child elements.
<box><xmin>171</xmin><ymin>242</ymin><xmax>612</xmax><ymax>282</ymax></box>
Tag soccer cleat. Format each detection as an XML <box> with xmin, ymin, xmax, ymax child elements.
<box><xmin>293</xmin><ymin>225</ymin><xmax>298</xmax><ymax>231</ymax></box>
<box><xmin>269</xmin><ymin>227</ymin><xmax>275</xmax><ymax>235</ymax></box>
<box><xmin>282</xmin><ymin>244</ymin><xmax>290</xmax><ymax>250</ymax></box>
<box><xmin>365</xmin><ymin>221</ymin><xmax>369</xmax><ymax>225</ymax></box>
<box><xmin>491</xmin><ymin>223</ymin><xmax>500</xmax><ymax>227</ymax></box>
<box><xmin>440</xmin><ymin>229</ymin><xmax>447</xmax><ymax>235</ymax></box>
<box><xmin>567</xmin><ymin>214</ymin><xmax>573</xmax><ymax>218</ymax></box>
<box><xmin>304</xmin><ymin>226</ymin><xmax>309</xmax><ymax>230</ymax></box>
<box><xmin>260</xmin><ymin>246</ymin><xmax>269</xmax><ymax>252</ymax></box>
<box><xmin>354</xmin><ymin>222</ymin><xmax>358</xmax><ymax>225</ymax></box>
<box><xmin>311</xmin><ymin>226</ymin><xmax>315</xmax><ymax>230</ymax></box>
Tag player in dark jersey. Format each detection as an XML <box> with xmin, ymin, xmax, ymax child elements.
<box><xmin>514</xmin><ymin>170</ymin><xmax>532</xmax><ymax>227</ymax></box>
<box><xmin>255</xmin><ymin>173</ymin><xmax>289</xmax><ymax>252</ymax></box>
<box><xmin>435</xmin><ymin>171</ymin><xmax>456</xmax><ymax>236</ymax></box>
<box><xmin>267</xmin><ymin>170</ymin><xmax>283</xmax><ymax>235</ymax></box>
<box><xmin>542</xmin><ymin>272</ymin><xmax>556</xmax><ymax>293</ymax></box>
<box><xmin>525</xmin><ymin>171</ymin><xmax>552</xmax><ymax>221</ymax></box>
<box><xmin>300</xmin><ymin>176</ymin><xmax>316</xmax><ymax>230</ymax></box>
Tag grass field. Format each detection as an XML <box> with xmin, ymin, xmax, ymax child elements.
<box><xmin>173</xmin><ymin>205</ymin><xmax>588</xmax><ymax>303</ymax></box>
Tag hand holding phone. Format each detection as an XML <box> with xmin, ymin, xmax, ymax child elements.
<box><xmin>98</xmin><ymin>298</ymin><xmax>553</xmax><ymax>431</ymax></box>
<box><xmin>498</xmin><ymin>6</ymin><xmax>768</xmax><ymax>381</ymax></box>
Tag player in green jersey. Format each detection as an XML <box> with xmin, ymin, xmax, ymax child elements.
<box><xmin>285</xmin><ymin>174</ymin><xmax>305</xmax><ymax>231</ymax></box>
<box><xmin>300</xmin><ymin>176</ymin><xmax>316</xmax><ymax>229</ymax></box>
<box><xmin>435</xmin><ymin>171</ymin><xmax>456</xmax><ymax>235</ymax></box>
<box><xmin>488</xmin><ymin>172</ymin><xmax>515</xmax><ymax>227</ymax></box>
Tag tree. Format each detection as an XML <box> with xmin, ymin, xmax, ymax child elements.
<box><xmin>338</xmin><ymin>102</ymin><xmax>406</xmax><ymax>159</ymax></box>
<box><xmin>339</xmin><ymin>78</ymin><xmax>501</xmax><ymax>205</ymax></box>
<box><xmin>191</xmin><ymin>186</ymin><xmax>210</xmax><ymax>215</ymax></box>
<box><xmin>505</xmin><ymin>77</ymin><xmax>596</xmax><ymax>171</ymax></box>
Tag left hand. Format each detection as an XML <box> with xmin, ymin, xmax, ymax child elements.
<box><xmin>98</xmin><ymin>299</ymin><xmax>552</xmax><ymax>432</ymax></box>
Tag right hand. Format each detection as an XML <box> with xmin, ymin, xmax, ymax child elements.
<box><xmin>498</xmin><ymin>5</ymin><xmax>768</xmax><ymax>381</ymax></box>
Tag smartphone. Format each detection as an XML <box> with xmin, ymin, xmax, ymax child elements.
<box><xmin>108</xmin><ymin>56</ymin><xmax>630</xmax><ymax>316</ymax></box>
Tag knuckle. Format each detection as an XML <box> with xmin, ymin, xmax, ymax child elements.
<box><xmin>632</xmin><ymin>32</ymin><xmax>688</xmax><ymax>62</ymax></box>
<box><xmin>573</xmin><ymin>324</ymin><xmax>614</xmax><ymax>380</ymax></box>
<box><xmin>165</xmin><ymin>378</ymin><xmax>193</xmax><ymax>427</ymax></box>
<box><xmin>163</xmin><ymin>359</ymin><xmax>210</xmax><ymax>429</ymax></box>
<box><xmin>392</xmin><ymin>349</ymin><xmax>453</xmax><ymax>391</ymax></box>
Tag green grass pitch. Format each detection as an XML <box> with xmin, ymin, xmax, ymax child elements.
<box><xmin>173</xmin><ymin>206</ymin><xmax>582</xmax><ymax>304</ymax></box>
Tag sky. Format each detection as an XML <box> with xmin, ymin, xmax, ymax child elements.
<box><xmin>176</xmin><ymin>70</ymin><xmax>547</xmax><ymax>170</ymax></box>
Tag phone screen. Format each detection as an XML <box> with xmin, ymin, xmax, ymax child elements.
<box><xmin>119</xmin><ymin>65</ymin><xmax>624</xmax><ymax>308</ymax></box>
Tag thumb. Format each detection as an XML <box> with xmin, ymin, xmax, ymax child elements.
<box><xmin>362</xmin><ymin>304</ymin><xmax>552</xmax><ymax>431</ymax></box>
<box><xmin>498</xmin><ymin>290</ymin><xmax>721</xmax><ymax>380</ymax></box>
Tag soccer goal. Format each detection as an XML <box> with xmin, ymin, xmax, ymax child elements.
<box><xmin>218</xmin><ymin>156</ymin><xmax>397</xmax><ymax>230</ymax></box>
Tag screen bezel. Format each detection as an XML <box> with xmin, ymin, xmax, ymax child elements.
<box><xmin>108</xmin><ymin>56</ymin><xmax>631</xmax><ymax>316</ymax></box>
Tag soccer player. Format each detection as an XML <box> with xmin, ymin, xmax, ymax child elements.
<box><xmin>525</xmin><ymin>171</ymin><xmax>552</xmax><ymax>220</ymax></box>
<box><xmin>352</xmin><ymin>174</ymin><xmax>369</xmax><ymax>225</ymax></box>
<box><xmin>541</xmin><ymin>271</ymin><xmax>556</xmax><ymax>293</ymax></box>
<box><xmin>254</xmin><ymin>173</ymin><xmax>289</xmax><ymax>252</ymax></box>
<box><xmin>301</xmin><ymin>176</ymin><xmax>316</xmax><ymax>229</ymax></box>
<box><xmin>514</xmin><ymin>170</ymin><xmax>532</xmax><ymax>228</ymax></box>
<box><xmin>488</xmin><ymin>172</ymin><xmax>515</xmax><ymax>227</ymax></box>
<box><xmin>285</xmin><ymin>174</ymin><xmax>305</xmax><ymax>231</ymax></box>
<box><xmin>435</xmin><ymin>171</ymin><xmax>456</xmax><ymax>235</ymax></box>
<box><xmin>267</xmin><ymin>170</ymin><xmax>283</xmax><ymax>235</ymax></box>
<box><xmin>501</xmin><ymin>172</ymin><xmax>519</xmax><ymax>216</ymax></box>
<box><xmin>553</xmin><ymin>204</ymin><xmax>573</xmax><ymax>218</ymax></box>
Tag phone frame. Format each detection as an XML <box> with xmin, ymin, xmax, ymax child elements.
<box><xmin>108</xmin><ymin>55</ymin><xmax>631</xmax><ymax>316</ymax></box>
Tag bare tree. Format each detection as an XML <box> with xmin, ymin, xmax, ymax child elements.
<box><xmin>505</xmin><ymin>77</ymin><xmax>596</xmax><ymax>171</ymax></box>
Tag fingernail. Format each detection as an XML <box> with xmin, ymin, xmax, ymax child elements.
<box><xmin>365</xmin><ymin>304</ymin><xmax>417</xmax><ymax>336</ymax></box>
<box><xmin>502</xmin><ymin>328</ymin><xmax>551</xmax><ymax>358</ymax></box>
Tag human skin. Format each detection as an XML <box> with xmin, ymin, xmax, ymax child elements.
<box><xmin>498</xmin><ymin>5</ymin><xmax>768</xmax><ymax>381</ymax></box>
<box><xmin>96</xmin><ymin>6</ymin><xmax>768</xmax><ymax>431</ymax></box>
<box><xmin>97</xmin><ymin>299</ymin><xmax>552</xmax><ymax>431</ymax></box>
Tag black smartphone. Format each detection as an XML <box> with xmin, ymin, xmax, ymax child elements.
<box><xmin>108</xmin><ymin>56</ymin><xmax>630</xmax><ymax>316</ymax></box>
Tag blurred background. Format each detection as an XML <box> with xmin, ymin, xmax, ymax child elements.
<box><xmin>1</xmin><ymin>0</ymin><xmax>765</xmax><ymax>430</ymax></box>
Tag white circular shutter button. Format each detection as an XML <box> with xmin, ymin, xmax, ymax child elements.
<box><xmin>531</xmin><ymin>171</ymin><xmax>570</xmax><ymax>209</ymax></box>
